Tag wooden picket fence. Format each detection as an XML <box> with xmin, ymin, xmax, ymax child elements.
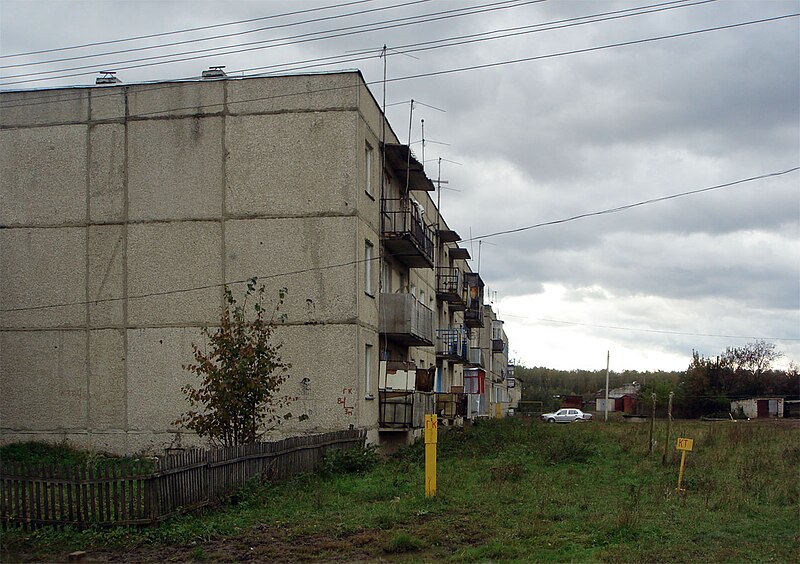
<box><xmin>0</xmin><ymin>429</ymin><xmax>366</xmax><ymax>529</ymax></box>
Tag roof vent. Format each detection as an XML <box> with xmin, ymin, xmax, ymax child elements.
<box><xmin>96</xmin><ymin>71</ymin><xmax>121</xmax><ymax>85</ymax></box>
<box><xmin>202</xmin><ymin>66</ymin><xmax>227</xmax><ymax>79</ymax></box>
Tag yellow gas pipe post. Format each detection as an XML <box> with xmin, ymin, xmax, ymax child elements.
<box><xmin>424</xmin><ymin>414</ymin><xmax>438</xmax><ymax>497</ymax></box>
<box><xmin>676</xmin><ymin>437</ymin><xmax>694</xmax><ymax>492</ymax></box>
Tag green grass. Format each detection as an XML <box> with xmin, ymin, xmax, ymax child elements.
<box><xmin>2</xmin><ymin>419</ymin><xmax>798</xmax><ymax>563</ymax></box>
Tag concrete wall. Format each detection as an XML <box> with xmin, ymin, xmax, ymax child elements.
<box><xmin>1</xmin><ymin>72</ymin><xmax>386</xmax><ymax>453</ymax></box>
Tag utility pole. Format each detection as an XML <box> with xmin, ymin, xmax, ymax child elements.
<box><xmin>648</xmin><ymin>393</ymin><xmax>657</xmax><ymax>454</ymax></box>
<box><xmin>604</xmin><ymin>351</ymin><xmax>610</xmax><ymax>422</ymax></box>
<box><xmin>662</xmin><ymin>391</ymin><xmax>674</xmax><ymax>465</ymax></box>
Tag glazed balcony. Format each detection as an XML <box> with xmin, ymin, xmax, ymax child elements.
<box><xmin>463</xmin><ymin>272</ymin><xmax>485</xmax><ymax>328</ymax></box>
<box><xmin>379</xmin><ymin>390</ymin><xmax>436</xmax><ymax>429</ymax></box>
<box><xmin>379</xmin><ymin>293</ymin><xmax>434</xmax><ymax>347</ymax></box>
<box><xmin>381</xmin><ymin>198</ymin><xmax>435</xmax><ymax>268</ymax></box>
<box><xmin>468</xmin><ymin>347</ymin><xmax>485</xmax><ymax>367</ymax></box>
<box><xmin>435</xmin><ymin>267</ymin><xmax>465</xmax><ymax>310</ymax></box>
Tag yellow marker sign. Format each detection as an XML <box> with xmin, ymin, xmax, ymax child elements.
<box><xmin>424</xmin><ymin>414</ymin><xmax>437</xmax><ymax>497</ymax></box>
<box><xmin>675</xmin><ymin>436</ymin><xmax>694</xmax><ymax>492</ymax></box>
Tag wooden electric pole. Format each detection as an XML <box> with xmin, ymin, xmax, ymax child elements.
<box><xmin>662</xmin><ymin>391</ymin><xmax>674</xmax><ymax>465</ymax></box>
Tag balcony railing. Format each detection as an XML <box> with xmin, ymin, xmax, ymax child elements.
<box><xmin>379</xmin><ymin>293</ymin><xmax>434</xmax><ymax>346</ymax></box>
<box><xmin>492</xmin><ymin>339</ymin><xmax>506</xmax><ymax>353</ymax></box>
<box><xmin>436</xmin><ymin>327</ymin><xmax>468</xmax><ymax>363</ymax></box>
<box><xmin>379</xmin><ymin>390</ymin><xmax>436</xmax><ymax>429</ymax></box>
<box><xmin>463</xmin><ymin>272</ymin><xmax>484</xmax><ymax>328</ymax></box>
<box><xmin>435</xmin><ymin>267</ymin><xmax>465</xmax><ymax>309</ymax></box>
<box><xmin>436</xmin><ymin>392</ymin><xmax>466</xmax><ymax>419</ymax></box>
<box><xmin>468</xmin><ymin>347</ymin><xmax>485</xmax><ymax>367</ymax></box>
<box><xmin>381</xmin><ymin>198</ymin><xmax>435</xmax><ymax>268</ymax></box>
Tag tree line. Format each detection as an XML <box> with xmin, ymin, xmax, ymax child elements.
<box><xmin>517</xmin><ymin>341</ymin><xmax>799</xmax><ymax>418</ymax></box>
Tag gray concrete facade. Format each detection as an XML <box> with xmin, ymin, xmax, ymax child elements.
<box><xmin>1</xmin><ymin>72</ymin><xmax>389</xmax><ymax>453</ymax></box>
<box><xmin>1</xmin><ymin>71</ymin><xmax>509</xmax><ymax>454</ymax></box>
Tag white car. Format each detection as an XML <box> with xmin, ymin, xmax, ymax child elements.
<box><xmin>541</xmin><ymin>408</ymin><xmax>592</xmax><ymax>423</ymax></box>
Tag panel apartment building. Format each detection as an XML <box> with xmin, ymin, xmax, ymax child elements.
<box><xmin>0</xmin><ymin>70</ymin><xmax>511</xmax><ymax>454</ymax></box>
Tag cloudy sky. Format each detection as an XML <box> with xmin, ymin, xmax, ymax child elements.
<box><xmin>2</xmin><ymin>0</ymin><xmax>798</xmax><ymax>372</ymax></box>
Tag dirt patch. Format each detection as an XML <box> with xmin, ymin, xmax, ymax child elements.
<box><xmin>3</xmin><ymin>526</ymin><xmax>392</xmax><ymax>563</ymax></box>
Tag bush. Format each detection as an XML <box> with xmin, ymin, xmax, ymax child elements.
<box><xmin>320</xmin><ymin>445</ymin><xmax>379</xmax><ymax>475</ymax></box>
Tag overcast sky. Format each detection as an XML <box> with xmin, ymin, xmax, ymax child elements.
<box><xmin>2</xmin><ymin>0</ymin><xmax>798</xmax><ymax>372</ymax></box>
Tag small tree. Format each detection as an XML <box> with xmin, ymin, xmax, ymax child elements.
<box><xmin>175</xmin><ymin>278</ymin><xmax>293</xmax><ymax>447</ymax></box>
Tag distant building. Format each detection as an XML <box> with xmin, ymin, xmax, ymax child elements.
<box><xmin>595</xmin><ymin>383</ymin><xmax>640</xmax><ymax>414</ymax></box>
<box><xmin>730</xmin><ymin>398</ymin><xmax>785</xmax><ymax>419</ymax></box>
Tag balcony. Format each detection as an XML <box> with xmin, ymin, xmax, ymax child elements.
<box><xmin>436</xmin><ymin>392</ymin><xmax>466</xmax><ymax>419</ymax></box>
<box><xmin>436</xmin><ymin>267</ymin><xmax>466</xmax><ymax>309</ymax></box>
<box><xmin>468</xmin><ymin>347</ymin><xmax>485</xmax><ymax>367</ymax></box>
<box><xmin>382</xmin><ymin>144</ymin><xmax>435</xmax><ymax>191</ymax></box>
<box><xmin>381</xmin><ymin>198</ymin><xmax>435</xmax><ymax>268</ymax></box>
<box><xmin>379</xmin><ymin>293</ymin><xmax>434</xmax><ymax>346</ymax></box>
<box><xmin>492</xmin><ymin>339</ymin><xmax>506</xmax><ymax>353</ymax></box>
<box><xmin>436</xmin><ymin>327</ymin><xmax>468</xmax><ymax>363</ymax></box>
<box><xmin>379</xmin><ymin>390</ymin><xmax>435</xmax><ymax>429</ymax></box>
<box><xmin>463</xmin><ymin>272</ymin><xmax>485</xmax><ymax>328</ymax></box>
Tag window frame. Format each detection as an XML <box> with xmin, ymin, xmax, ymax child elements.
<box><xmin>364</xmin><ymin>141</ymin><xmax>374</xmax><ymax>199</ymax></box>
<box><xmin>364</xmin><ymin>239</ymin><xmax>375</xmax><ymax>297</ymax></box>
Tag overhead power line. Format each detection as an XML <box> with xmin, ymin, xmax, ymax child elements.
<box><xmin>0</xmin><ymin>0</ymin><xmax>380</xmax><ymax>59</ymax></box>
<box><xmin>465</xmin><ymin>167</ymin><xmax>800</xmax><ymax>242</ymax></box>
<box><xmin>502</xmin><ymin>314</ymin><xmax>800</xmax><ymax>342</ymax></box>
<box><xmin>0</xmin><ymin>0</ymin><xmax>710</xmax><ymax>106</ymax></box>
<box><xmin>2</xmin><ymin>9</ymin><xmax>793</xmax><ymax>115</ymax></box>
<box><xmin>0</xmin><ymin>166</ymin><xmax>794</xmax><ymax>315</ymax></box>
<box><xmin>0</xmin><ymin>0</ymin><xmax>539</xmax><ymax>85</ymax></box>
<box><xmin>0</xmin><ymin>0</ymin><xmax>435</xmax><ymax>70</ymax></box>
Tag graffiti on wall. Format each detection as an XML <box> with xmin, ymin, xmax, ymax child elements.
<box><xmin>337</xmin><ymin>387</ymin><xmax>354</xmax><ymax>416</ymax></box>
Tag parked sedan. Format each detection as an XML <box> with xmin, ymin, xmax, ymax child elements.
<box><xmin>541</xmin><ymin>408</ymin><xmax>592</xmax><ymax>423</ymax></box>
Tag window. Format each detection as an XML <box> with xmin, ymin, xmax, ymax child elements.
<box><xmin>365</xmin><ymin>142</ymin><xmax>374</xmax><ymax>197</ymax></box>
<box><xmin>364</xmin><ymin>240</ymin><xmax>374</xmax><ymax>296</ymax></box>
<box><xmin>365</xmin><ymin>344</ymin><xmax>374</xmax><ymax>399</ymax></box>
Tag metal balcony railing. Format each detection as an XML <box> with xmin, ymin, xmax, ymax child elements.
<box><xmin>435</xmin><ymin>327</ymin><xmax>468</xmax><ymax>363</ymax></box>
<box><xmin>379</xmin><ymin>293</ymin><xmax>434</xmax><ymax>346</ymax></box>
<box><xmin>436</xmin><ymin>392</ymin><xmax>466</xmax><ymax>419</ymax></box>
<box><xmin>435</xmin><ymin>267</ymin><xmax>465</xmax><ymax>308</ymax></box>
<box><xmin>381</xmin><ymin>198</ymin><xmax>435</xmax><ymax>268</ymax></box>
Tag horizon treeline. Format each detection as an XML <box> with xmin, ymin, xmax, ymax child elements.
<box><xmin>516</xmin><ymin>341</ymin><xmax>799</xmax><ymax>418</ymax></box>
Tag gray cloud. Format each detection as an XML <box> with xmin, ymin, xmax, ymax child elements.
<box><xmin>2</xmin><ymin>0</ymin><xmax>797</xmax><ymax>369</ymax></box>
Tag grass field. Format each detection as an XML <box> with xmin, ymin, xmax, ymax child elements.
<box><xmin>2</xmin><ymin>417</ymin><xmax>798</xmax><ymax>562</ymax></box>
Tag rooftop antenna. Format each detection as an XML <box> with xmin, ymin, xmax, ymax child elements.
<box><xmin>405</xmin><ymin>99</ymin><xmax>415</xmax><ymax>194</ymax></box>
<box><xmin>477</xmin><ymin>240</ymin><xmax>495</xmax><ymax>272</ymax></box>
<box><xmin>421</xmin><ymin>119</ymin><xmax>425</xmax><ymax>169</ymax></box>
<box><xmin>379</xmin><ymin>45</ymin><xmax>389</xmax><ymax>360</ymax></box>
<box><xmin>380</xmin><ymin>45</ymin><xmax>387</xmax><ymax>201</ymax></box>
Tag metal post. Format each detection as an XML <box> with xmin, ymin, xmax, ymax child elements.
<box><xmin>604</xmin><ymin>351</ymin><xmax>610</xmax><ymax>422</ymax></box>
<box><xmin>648</xmin><ymin>393</ymin><xmax>657</xmax><ymax>453</ymax></box>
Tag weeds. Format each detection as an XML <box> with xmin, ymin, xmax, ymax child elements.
<box><xmin>319</xmin><ymin>445</ymin><xmax>379</xmax><ymax>476</ymax></box>
<box><xmin>383</xmin><ymin>532</ymin><xmax>422</xmax><ymax>553</ymax></box>
<box><xmin>2</xmin><ymin>418</ymin><xmax>797</xmax><ymax>564</ymax></box>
